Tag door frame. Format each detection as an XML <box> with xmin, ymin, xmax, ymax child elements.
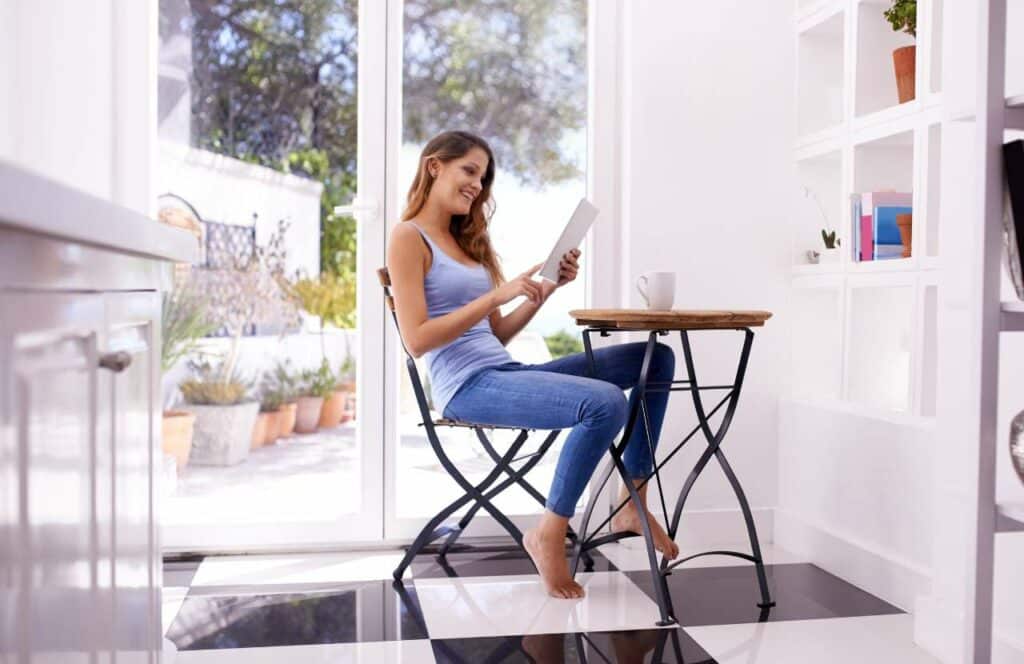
<box><xmin>382</xmin><ymin>0</ymin><xmax>625</xmax><ymax>543</ymax></box>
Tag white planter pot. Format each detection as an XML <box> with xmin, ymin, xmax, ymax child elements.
<box><xmin>184</xmin><ymin>401</ymin><xmax>259</xmax><ymax>466</ymax></box>
<box><xmin>818</xmin><ymin>248</ymin><xmax>841</xmax><ymax>264</ymax></box>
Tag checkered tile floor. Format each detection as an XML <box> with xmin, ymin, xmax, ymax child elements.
<box><xmin>162</xmin><ymin>542</ymin><xmax>941</xmax><ymax>663</ymax></box>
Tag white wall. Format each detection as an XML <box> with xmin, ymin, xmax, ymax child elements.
<box><xmin>619</xmin><ymin>0</ymin><xmax>792</xmax><ymax>541</ymax></box>
<box><xmin>158</xmin><ymin>142</ymin><xmax>323</xmax><ymax>277</ymax></box>
<box><xmin>0</xmin><ymin>1</ymin><xmax>156</xmax><ymax>216</ymax></box>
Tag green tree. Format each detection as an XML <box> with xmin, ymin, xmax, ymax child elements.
<box><xmin>167</xmin><ymin>0</ymin><xmax>586</xmax><ymax>324</ymax></box>
<box><xmin>544</xmin><ymin>329</ymin><xmax>583</xmax><ymax>359</ymax></box>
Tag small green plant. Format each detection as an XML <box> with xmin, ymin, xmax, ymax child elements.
<box><xmin>544</xmin><ymin>329</ymin><xmax>584</xmax><ymax>359</ymax></box>
<box><xmin>161</xmin><ymin>285</ymin><xmax>217</xmax><ymax>372</ymax></box>
<box><xmin>179</xmin><ymin>358</ymin><xmax>253</xmax><ymax>406</ymax></box>
<box><xmin>884</xmin><ymin>0</ymin><xmax>917</xmax><ymax>37</ymax></box>
<box><xmin>821</xmin><ymin>229</ymin><xmax>841</xmax><ymax>249</ymax></box>
<box><xmin>259</xmin><ymin>388</ymin><xmax>285</xmax><ymax>413</ymax></box>
<box><xmin>264</xmin><ymin>359</ymin><xmax>301</xmax><ymax>403</ymax></box>
<box><xmin>301</xmin><ymin>359</ymin><xmax>336</xmax><ymax>399</ymax></box>
<box><xmin>335</xmin><ymin>354</ymin><xmax>356</xmax><ymax>388</ymax></box>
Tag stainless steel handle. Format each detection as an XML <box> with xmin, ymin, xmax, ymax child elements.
<box><xmin>98</xmin><ymin>351</ymin><xmax>132</xmax><ymax>373</ymax></box>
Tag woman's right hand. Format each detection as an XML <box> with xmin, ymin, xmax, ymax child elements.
<box><xmin>492</xmin><ymin>262</ymin><xmax>544</xmax><ymax>306</ymax></box>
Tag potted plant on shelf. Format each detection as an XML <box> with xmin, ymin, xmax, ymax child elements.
<box><xmin>295</xmin><ymin>360</ymin><xmax>334</xmax><ymax>433</ymax></box>
<box><xmin>180</xmin><ymin>358</ymin><xmax>258</xmax><ymax>466</ymax></box>
<box><xmin>884</xmin><ymin>0</ymin><xmax>917</xmax><ymax>104</ymax></box>
<box><xmin>160</xmin><ymin>283</ymin><xmax>217</xmax><ymax>473</ymax></box>
<box><xmin>819</xmin><ymin>229</ymin><xmax>842</xmax><ymax>264</ymax></box>
<box><xmin>252</xmin><ymin>388</ymin><xmax>284</xmax><ymax>448</ymax></box>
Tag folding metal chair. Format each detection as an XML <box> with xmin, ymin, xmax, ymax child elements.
<box><xmin>379</xmin><ymin>267</ymin><xmax>590</xmax><ymax>580</ymax></box>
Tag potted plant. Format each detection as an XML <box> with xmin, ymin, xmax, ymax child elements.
<box><xmin>265</xmin><ymin>359</ymin><xmax>300</xmax><ymax>439</ymax></box>
<box><xmin>295</xmin><ymin>360</ymin><xmax>334</xmax><ymax>433</ymax></box>
<box><xmin>884</xmin><ymin>0</ymin><xmax>917</xmax><ymax>104</ymax></box>
<box><xmin>337</xmin><ymin>353</ymin><xmax>357</xmax><ymax>423</ymax></box>
<box><xmin>180</xmin><ymin>358</ymin><xmax>258</xmax><ymax>466</ymax></box>
<box><xmin>252</xmin><ymin>388</ymin><xmax>285</xmax><ymax>448</ymax></box>
<box><xmin>819</xmin><ymin>229</ymin><xmax>842</xmax><ymax>264</ymax></box>
<box><xmin>160</xmin><ymin>283</ymin><xmax>217</xmax><ymax>472</ymax></box>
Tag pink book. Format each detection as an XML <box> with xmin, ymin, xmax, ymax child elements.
<box><xmin>859</xmin><ymin>192</ymin><xmax>912</xmax><ymax>261</ymax></box>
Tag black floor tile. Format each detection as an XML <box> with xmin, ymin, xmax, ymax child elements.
<box><xmin>431</xmin><ymin>628</ymin><xmax>715</xmax><ymax>663</ymax></box>
<box><xmin>163</xmin><ymin>557</ymin><xmax>203</xmax><ymax>588</ymax></box>
<box><xmin>411</xmin><ymin>548</ymin><xmax>616</xmax><ymax>579</ymax></box>
<box><xmin>626</xmin><ymin>563</ymin><xmax>903</xmax><ymax>627</ymax></box>
<box><xmin>165</xmin><ymin>579</ymin><xmax>427</xmax><ymax>650</ymax></box>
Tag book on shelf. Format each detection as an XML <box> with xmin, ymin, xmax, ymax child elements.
<box><xmin>851</xmin><ymin>192</ymin><xmax>912</xmax><ymax>262</ymax></box>
<box><xmin>873</xmin><ymin>205</ymin><xmax>912</xmax><ymax>260</ymax></box>
<box><xmin>1005</xmin><ymin>139</ymin><xmax>1024</xmax><ymax>299</ymax></box>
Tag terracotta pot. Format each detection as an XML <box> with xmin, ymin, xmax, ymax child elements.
<box><xmin>342</xmin><ymin>390</ymin><xmax>356</xmax><ymax>422</ymax></box>
<box><xmin>294</xmin><ymin>396</ymin><xmax>324</xmax><ymax>433</ymax></box>
<box><xmin>896</xmin><ymin>213</ymin><xmax>913</xmax><ymax>258</ymax></box>
<box><xmin>275</xmin><ymin>402</ymin><xmax>297</xmax><ymax>439</ymax></box>
<box><xmin>893</xmin><ymin>45</ymin><xmax>916</xmax><ymax>104</ymax></box>
<box><xmin>251</xmin><ymin>412</ymin><xmax>276</xmax><ymax>448</ymax></box>
<box><xmin>318</xmin><ymin>391</ymin><xmax>347</xmax><ymax>429</ymax></box>
<box><xmin>161</xmin><ymin>410</ymin><xmax>196</xmax><ymax>472</ymax></box>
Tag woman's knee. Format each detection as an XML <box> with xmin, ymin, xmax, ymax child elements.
<box><xmin>579</xmin><ymin>382</ymin><xmax>628</xmax><ymax>428</ymax></box>
<box><xmin>653</xmin><ymin>342</ymin><xmax>675</xmax><ymax>378</ymax></box>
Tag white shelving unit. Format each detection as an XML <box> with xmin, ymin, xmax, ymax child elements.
<box><xmin>967</xmin><ymin>1</ymin><xmax>1024</xmax><ymax>661</ymax></box>
<box><xmin>791</xmin><ymin>0</ymin><xmax>945</xmax><ymax>419</ymax></box>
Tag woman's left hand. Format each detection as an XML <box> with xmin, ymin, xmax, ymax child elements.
<box><xmin>538</xmin><ymin>248</ymin><xmax>582</xmax><ymax>302</ymax></box>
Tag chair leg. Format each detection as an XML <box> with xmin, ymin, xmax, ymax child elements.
<box><xmin>393</xmin><ymin>493</ymin><xmax>474</xmax><ymax>581</ymax></box>
<box><xmin>393</xmin><ymin>429</ymin><xmax>530</xmax><ymax>579</ymax></box>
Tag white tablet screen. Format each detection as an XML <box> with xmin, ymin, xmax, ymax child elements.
<box><xmin>539</xmin><ymin>198</ymin><xmax>599</xmax><ymax>283</ymax></box>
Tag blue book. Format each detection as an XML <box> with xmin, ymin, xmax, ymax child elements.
<box><xmin>873</xmin><ymin>205</ymin><xmax>912</xmax><ymax>259</ymax></box>
<box><xmin>851</xmin><ymin>195</ymin><xmax>862</xmax><ymax>261</ymax></box>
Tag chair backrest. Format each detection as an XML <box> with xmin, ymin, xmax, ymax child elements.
<box><xmin>378</xmin><ymin>266</ymin><xmax>437</xmax><ymax>418</ymax></box>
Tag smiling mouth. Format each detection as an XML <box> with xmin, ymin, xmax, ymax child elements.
<box><xmin>460</xmin><ymin>190</ymin><xmax>475</xmax><ymax>202</ymax></box>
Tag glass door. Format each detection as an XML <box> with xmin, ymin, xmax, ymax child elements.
<box><xmin>157</xmin><ymin>0</ymin><xmax>388</xmax><ymax>551</ymax></box>
<box><xmin>384</xmin><ymin>0</ymin><xmax>596</xmax><ymax>541</ymax></box>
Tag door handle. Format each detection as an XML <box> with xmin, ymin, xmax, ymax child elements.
<box><xmin>98</xmin><ymin>351</ymin><xmax>133</xmax><ymax>373</ymax></box>
<box><xmin>333</xmin><ymin>196</ymin><xmax>379</xmax><ymax>220</ymax></box>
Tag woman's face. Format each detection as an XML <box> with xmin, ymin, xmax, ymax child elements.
<box><xmin>428</xmin><ymin>146</ymin><xmax>489</xmax><ymax>216</ymax></box>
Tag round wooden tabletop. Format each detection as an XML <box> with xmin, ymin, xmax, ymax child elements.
<box><xmin>569</xmin><ymin>309</ymin><xmax>773</xmax><ymax>331</ymax></box>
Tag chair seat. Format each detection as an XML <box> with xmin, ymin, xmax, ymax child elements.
<box><xmin>419</xmin><ymin>417</ymin><xmax>536</xmax><ymax>432</ymax></box>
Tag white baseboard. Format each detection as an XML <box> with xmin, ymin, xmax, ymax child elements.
<box><xmin>773</xmin><ymin>508</ymin><xmax>931</xmax><ymax>612</ymax></box>
<box><xmin>914</xmin><ymin>595</ymin><xmax>1024</xmax><ymax>664</ymax></box>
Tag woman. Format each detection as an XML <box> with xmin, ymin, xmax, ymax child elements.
<box><xmin>387</xmin><ymin>130</ymin><xmax>678</xmax><ymax>599</ymax></box>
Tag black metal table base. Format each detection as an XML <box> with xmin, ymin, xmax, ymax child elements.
<box><xmin>571</xmin><ymin>327</ymin><xmax>775</xmax><ymax>626</ymax></box>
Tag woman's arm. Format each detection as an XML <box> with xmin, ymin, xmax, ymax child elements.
<box><xmin>387</xmin><ymin>224</ymin><xmax>543</xmax><ymax>357</ymax></box>
<box><xmin>387</xmin><ymin>223</ymin><xmax>499</xmax><ymax>358</ymax></box>
<box><xmin>490</xmin><ymin>248</ymin><xmax>581</xmax><ymax>345</ymax></box>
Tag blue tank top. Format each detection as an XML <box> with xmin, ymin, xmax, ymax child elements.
<box><xmin>407</xmin><ymin>222</ymin><xmax>515</xmax><ymax>415</ymax></box>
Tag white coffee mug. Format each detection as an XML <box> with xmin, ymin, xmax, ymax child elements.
<box><xmin>636</xmin><ymin>272</ymin><xmax>675</xmax><ymax>310</ymax></box>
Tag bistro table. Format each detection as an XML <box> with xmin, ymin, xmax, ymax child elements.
<box><xmin>568</xmin><ymin>308</ymin><xmax>776</xmax><ymax>628</ymax></box>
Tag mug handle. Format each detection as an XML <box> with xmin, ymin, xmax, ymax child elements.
<box><xmin>636</xmin><ymin>275</ymin><xmax>649</xmax><ymax>307</ymax></box>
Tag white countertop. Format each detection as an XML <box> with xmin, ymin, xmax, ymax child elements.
<box><xmin>0</xmin><ymin>160</ymin><xmax>199</xmax><ymax>264</ymax></box>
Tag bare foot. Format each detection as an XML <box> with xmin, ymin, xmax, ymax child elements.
<box><xmin>524</xmin><ymin>527</ymin><xmax>585</xmax><ymax>599</ymax></box>
<box><xmin>612</xmin><ymin>503</ymin><xmax>680</xmax><ymax>560</ymax></box>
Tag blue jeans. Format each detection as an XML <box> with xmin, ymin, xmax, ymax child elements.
<box><xmin>442</xmin><ymin>341</ymin><xmax>676</xmax><ymax>517</ymax></box>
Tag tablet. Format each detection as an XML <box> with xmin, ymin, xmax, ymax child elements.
<box><xmin>538</xmin><ymin>198</ymin><xmax>599</xmax><ymax>283</ymax></box>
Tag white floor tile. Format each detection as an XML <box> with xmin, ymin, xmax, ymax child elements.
<box><xmin>189</xmin><ymin>551</ymin><xmax>408</xmax><ymax>589</ymax></box>
<box><xmin>599</xmin><ymin>540</ymin><xmax>804</xmax><ymax>572</ymax></box>
<box><xmin>687</xmin><ymin>614</ymin><xmax>941</xmax><ymax>663</ymax></box>
<box><xmin>173</xmin><ymin>640</ymin><xmax>436</xmax><ymax>663</ymax></box>
<box><xmin>163</xmin><ymin>587</ymin><xmax>189</xmax><ymax>635</ymax></box>
<box><xmin>414</xmin><ymin>571</ymin><xmax>668</xmax><ymax>639</ymax></box>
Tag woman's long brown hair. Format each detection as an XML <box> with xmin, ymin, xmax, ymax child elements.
<box><xmin>401</xmin><ymin>130</ymin><xmax>505</xmax><ymax>286</ymax></box>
